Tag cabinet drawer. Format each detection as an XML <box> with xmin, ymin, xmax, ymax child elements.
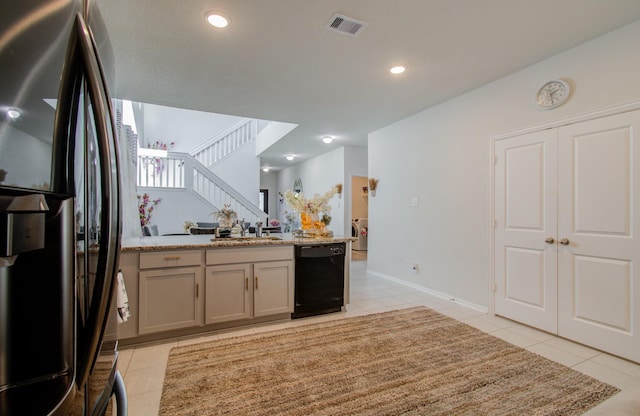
<box><xmin>206</xmin><ymin>246</ymin><xmax>293</xmax><ymax>265</ymax></box>
<box><xmin>139</xmin><ymin>250</ymin><xmax>202</xmax><ymax>269</ymax></box>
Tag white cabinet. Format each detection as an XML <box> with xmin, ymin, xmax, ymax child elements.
<box><xmin>493</xmin><ymin>110</ymin><xmax>640</xmax><ymax>363</ymax></box>
<box><xmin>138</xmin><ymin>250</ymin><xmax>204</xmax><ymax>334</ymax></box>
<box><xmin>253</xmin><ymin>261</ymin><xmax>293</xmax><ymax>317</ymax></box>
<box><xmin>205</xmin><ymin>246</ymin><xmax>294</xmax><ymax>324</ymax></box>
<box><xmin>205</xmin><ymin>263</ymin><xmax>251</xmax><ymax>324</ymax></box>
<box><xmin>117</xmin><ymin>244</ymin><xmax>297</xmax><ymax>342</ymax></box>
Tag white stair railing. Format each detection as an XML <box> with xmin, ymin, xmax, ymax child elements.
<box><xmin>137</xmin><ymin>155</ymin><xmax>185</xmax><ymax>188</ymax></box>
<box><xmin>190</xmin><ymin>119</ymin><xmax>257</xmax><ymax>168</ymax></box>
<box><xmin>136</xmin><ymin>152</ymin><xmax>267</xmax><ymax>224</ymax></box>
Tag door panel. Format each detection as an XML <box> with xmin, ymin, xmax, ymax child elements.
<box><xmin>574</xmin><ymin>255</ymin><xmax>631</xmax><ymax>332</ymax></box>
<box><xmin>558</xmin><ymin>110</ymin><xmax>640</xmax><ymax>362</ymax></box>
<box><xmin>505</xmin><ymin>247</ymin><xmax>545</xmax><ymax>308</ymax></box>
<box><xmin>494</xmin><ymin>129</ymin><xmax>558</xmax><ymax>333</ymax></box>
<box><xmin>574</xmin><ymin>128</ymin><xmax>630</xmax><ymax>235</ymax></box>
<box><xmin>139</xmin><ymin>267</ymin><xmax>202</xmax><ymax>334</ymax></box>
<box><xmin>254</xmin><ymin>261</ymin><xmax>294</xmax><ymax>317</ymax></box>
<box><xmin>205</xmin><ymin>264</ymin><xmax>252</xmax><ymax>324</ymax></box>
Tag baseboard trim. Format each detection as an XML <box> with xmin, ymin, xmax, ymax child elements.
<box><xmin>365</xmin><ymin>269</ymin><xmax>488</xmax><ymax>313</ymax></box>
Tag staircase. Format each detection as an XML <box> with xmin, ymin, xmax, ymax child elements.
<box><xmin>190</xmin><ymin>119</ymin><xmax>258</xmax><ymax>167</ymax></box>
<box><xmin>136</xmin><ymin>119</ymin><xmax>267</xmax><ymax>224</ymax></box>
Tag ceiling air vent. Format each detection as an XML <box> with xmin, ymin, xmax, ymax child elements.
<box><xmin>325</xmin><ymin>13</ymin><xmax>368</xmax><ymax>37</ymax></box>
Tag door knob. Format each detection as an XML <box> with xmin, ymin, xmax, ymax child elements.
<box><xmin>544</xmin><ymin>237</ymin><xmax>555</xmax><ymax>244</ymax></box>
<box><xmin>559</xmin><ymin>238</ymin><xmax>570</xmax><ymax>245</ymax></box>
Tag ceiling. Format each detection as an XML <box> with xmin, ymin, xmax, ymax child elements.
<box><xmin>98</xmin><ymin>0</ymin><xmax>640</xmax><ymax>171</ymax></box>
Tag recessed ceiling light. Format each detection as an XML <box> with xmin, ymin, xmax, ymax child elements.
<box><xmin>6</xmin><ymin>109</ymin><xmax>20</xmax><ymax>119</ymax></box>
<box><xmin>390</xmin><ymin>66</ymin><xmax>406</xmax><ymax>75</ymax></box>
<box><xmin>262</xmin><ymin>167</ymin><xmax>270</xmax><ymax>172</ymax></box>
<box><xmin>206</xmin><ymin>12</ymin><xmax>229</xmax><ymax>28</ymax></box>
<box><xmin>322</xmin><ymin>136</ymin><xmax>333</xmax><ymax>144</ymax></box>
<box><xmin>286</xmin><ymin>155</ymin><xmax>295</xmax><ymax>161</ymax></box>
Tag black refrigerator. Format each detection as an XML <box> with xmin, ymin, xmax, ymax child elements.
<box><xmin>0</xmin><ymin>0</ymin><xmax>126</xmax><ymax>415</ymax></box>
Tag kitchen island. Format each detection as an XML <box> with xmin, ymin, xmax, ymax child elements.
<box><xmin>118</xmin><ymin>233</ymin><xmax>353</xmax><ymax>346</ymax></box>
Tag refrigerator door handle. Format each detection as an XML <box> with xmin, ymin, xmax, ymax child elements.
<box><xmin>75</xmin><ymin>13</ymin><xmax>122</xmax><ymax>388</ymax></box>
<box><xmin>52</xmin><ymin>12</ymin><xmax>121</xmax><ymax>389</ymax></box>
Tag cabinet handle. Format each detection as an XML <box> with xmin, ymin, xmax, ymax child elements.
<box><xmin>559</xmin><ymin>238</ymin><xmax>570</xmax><ymax>245</ymax></box>
<box><xmin>255</xmin><ymin>276</ymin><xmax>258</xmax><ymax>290</ymax></box>
<box><xmin>196</xmin><ymin>283</ymin><xmax>199</xmax><ymax>298</ymax></box>
<box><xmin>544</xmin><ymin>237</ymin><xmax>555</xmax><ymax>244</ymax></box>
<box><xmin>245</xmin><ymin>277</ymin><xmax>249</xmax><ymax>291</ymax></box>
<box><xmin>163</xmin><ymin>256</ymin><xmax>181</xmax><ymax>261</ymax></box>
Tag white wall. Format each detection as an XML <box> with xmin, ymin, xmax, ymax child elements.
<box><xmin>212</xmin><ymin>140</ymin><xmax>260</xmax><ymax>206</ymax></box>
<box><xmin>368</xmin><ymin>19</ymin><xmax>640</xmax><ymax>309</ymax></box>
<box><xmin>141</xmin><ymin>103</ymin><xmax>244</xmax><ymax>152</ymax></box>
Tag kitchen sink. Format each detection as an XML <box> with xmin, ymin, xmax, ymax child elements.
<box><xmin>216</xmin><ymin>236</ymin><xmax>283</xmax><ymax>241</ymax></box>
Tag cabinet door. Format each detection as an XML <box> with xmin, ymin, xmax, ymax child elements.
<box><xmin>494</xmin><ymin>129</ymin><xmax>559</xmax><ymax>333</ymax></box>
<box><xmin>254</xmin><ymin>261</ymin><xmax>294</xmax><ymax>317</ymax></box>
<box><xmin>205</xmin><ymin>264</ymin><xmax>252</xmax><ymax>324</ymax></box>
<box><xmin>139</xmin><ymin>266</ymin><xmax>203</xmax><ymax>334</ymax></box>
<box><xmin>558</xmin><ymin>110</ymin><xmax>640</xmax><ymax>363</ymax></box>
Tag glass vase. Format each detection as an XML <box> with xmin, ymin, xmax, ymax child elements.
<box><xmin>293</xmin><ymin>211</ymin><xmax>333</xmax><ymax>238</ymax></box>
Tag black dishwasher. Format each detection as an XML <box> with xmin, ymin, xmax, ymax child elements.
<box><xmin>293</xmin><ymin>243</ymin><xmax>345</xmax><ymax>319</ymax></box>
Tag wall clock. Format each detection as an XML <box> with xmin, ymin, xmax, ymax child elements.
<box><xmin>535</xmin><ymin>79</ymin><xmax>570</xmax><ymax>109</ymax></box>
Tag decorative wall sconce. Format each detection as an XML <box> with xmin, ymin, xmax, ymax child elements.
<box><xmin>335</xmin><ymin>183</ymin><xmax>343</xmax><ymax>199</ymax></box>
<box><xmin>368</xmin><ymin>178</ymin><xmax>379</xmax><ymax>197</ymax></box>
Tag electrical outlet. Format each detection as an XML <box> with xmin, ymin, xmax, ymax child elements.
<box><xmin>411</xmin><ymin>263</ymin><xmax>419</xmax><ymax>273</ymax></box>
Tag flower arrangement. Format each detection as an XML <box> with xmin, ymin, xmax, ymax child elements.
<box><xmin>282</xmin><ymin>210</ymin><xmax>298</xmax><ymax>232</ymax></box>
<box><xmin>144</xmin><ymin>140</ymin><xmax>175</xmax><ymax>176</ymax></box>
<box><xmin>368</xmin><ymin>178</ymin><xmax>379</xmax><ymax>196</ymax></box>
<box><xmin>147</xmin><ymin>140</ymin><xmax>175</xmax><ymax>150</ymax></box>
<box><xmin>183</xmin><ymin>220</ymin><xmax>196</xmax><ymax>233</ymax></box>
<box><xmin>138</xmin><ymin>193</ymin><xmax>161</xmax><ymax>227</ymax></box>
<box><xmin>212</xmin><ymin>203</ymin><xmax>237</xmax><ymax>227</ymax></box>
<box><xmin>269</xmin><ymin>219</ymin><xmax>281</xmax><ymax>227</ymax></box>
<box><xmin>284</xmin><ymin>186</ymin><xmax>336</xmax><ymax>215</ymax></box>
<box><xmin>335</xmin><ymin>183</ymin><xmax>343</xmax><ymax>198</ymax></box>
<box><xmin>284</xmin><ymin>186</ymin><xmax>337</xmax><ymax>235</ymax></box>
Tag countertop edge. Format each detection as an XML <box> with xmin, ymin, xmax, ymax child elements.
<box><xmin>121</xmin><ymin>234</ymin><xmax>356</xmax><ymax>252</ymax></box>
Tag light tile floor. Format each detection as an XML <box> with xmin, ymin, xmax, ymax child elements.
<box><xmin>117</xmin><ymin>252</ymin><xmax>640</xmax><ymax>415</ymax></box>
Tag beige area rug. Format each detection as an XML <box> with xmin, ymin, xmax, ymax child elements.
<box><xmin>159</xmin><ymin>307</ymin><xmax>619</xmax><ymax>415</ymax></box>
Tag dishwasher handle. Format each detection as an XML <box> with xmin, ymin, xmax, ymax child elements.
<box><xmin>296</xmin><ymin>243</ymin><xmax>345</xmax><ymax>258</ymax></box>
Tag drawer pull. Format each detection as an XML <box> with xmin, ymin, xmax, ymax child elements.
<box><xmin>255</xmin><ymin>276</ymin><xmax>258</xmax><ymax>290</ymax></box>
<box><xmin>163</xmin><ymin>256</ymin><xmax>181</xmax><ymax>261</ymax></box>
<box><xmin>196</xmin><ymin>283</ymin><xmax>199</xmax><ymax>298</ymax></box>
<box><xmin>245</xmin><ymin>278</ymin><xmax>249</xmax><ymax>291</ymax></box>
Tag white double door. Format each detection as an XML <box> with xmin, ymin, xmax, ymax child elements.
<box><xmin>494</xmin><ymin>110</ymin><xmax>640</xmax><ymax>363</ymax></box>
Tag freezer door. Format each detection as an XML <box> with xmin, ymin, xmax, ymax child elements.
<box><xmin>50</xmin><ymin>11</ymin><xmax>122</xmax><ymax>416</ymax></box>
<box><xmin>0</xmin><ymin>190</ymin><xmax>76</xmax><ymax>416</ymax></box>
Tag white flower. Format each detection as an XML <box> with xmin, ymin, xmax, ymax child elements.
<box><xmin>284</xmin><ymin>186</ymin><xmax>337</xmax><ymax>214</ymax></box>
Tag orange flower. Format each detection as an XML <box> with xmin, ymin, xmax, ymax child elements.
<box><xmin>313</xmin><ymin>221</ymin><xmax>324</xmax><ymax>230</ymax></box>
<box><xmin>300</xmin><ymin>212</ymin><xmax>313</xmax><ymax>230</ymax></box>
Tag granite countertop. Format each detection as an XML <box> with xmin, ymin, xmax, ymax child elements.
<box><xmin>121</xmin><ymin>233</ymin><xmax>356</xmax><ymax>252</ymax></box>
